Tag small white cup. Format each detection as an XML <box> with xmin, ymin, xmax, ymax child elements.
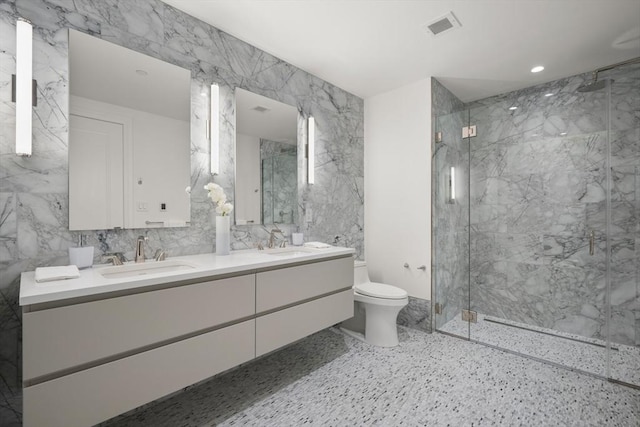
<box><xmin>292</xmin><ymin>233</ymin><xmax>304</xmax><ymax>246</ymax></box>
<box><xmin>69</xmin><ymin>246</ymin><xmax>94</xmax><ymax>269</ymax></box>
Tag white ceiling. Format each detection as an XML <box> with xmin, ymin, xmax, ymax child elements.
<box><xmin>162</xmin><ymin>0</ymin><xmax>640</xmax><ymax>102</ymax></box>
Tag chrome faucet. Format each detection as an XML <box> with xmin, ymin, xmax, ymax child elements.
<box><xmin>103</xmin><ymin>253</ymin><xmax>124</xmax><ymax>266</ymax></box>
<box><xmin>135</xmin><ymin>236</ymin><xmax>148</xmax><ymax>263</ymax></box>
<box><xmin>154</xmin><ymin>249</ymin><xmax>167</xmax><ymax>261</ymax></box>
<box><xmin>268</xmin><ymin>227</ymin><xmax>284</xmax><ymax>249</ymax></box>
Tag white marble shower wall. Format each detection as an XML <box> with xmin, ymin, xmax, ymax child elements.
<box><xmin>0</xmin><ymin>0</ymin><xmax>364</xmax><ymax>395</ymax></box>
<box><xmin>467</xmin><ymin>64</ymin><xmax>639</xmax><ymax>346</ymax></box>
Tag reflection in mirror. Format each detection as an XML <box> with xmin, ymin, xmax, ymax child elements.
<box><xmin>68</xmin><ymin>29</ymin><xmax>191</xmax><ymax>230</ymax></box>
<box><xmin>235</xmin><ymin>88</ymin><xmax>298</xmax><ymax>225</ymax></box>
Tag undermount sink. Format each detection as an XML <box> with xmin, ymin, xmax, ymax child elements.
<box><xmin>99</xmin><ymin>260</ymin><xmax>197</xmax><ymax>279</ymax></box>
<box><xmin>264</xmin><ymin>246</ymin><xmax>317</xmax><ymax>256</ymax></box>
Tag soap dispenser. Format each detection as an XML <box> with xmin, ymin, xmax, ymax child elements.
<box><xmin>68</xmin><ymin>234</ymin><xmax>94</xmax><ymax>269</ymax></box>
<box><xmin>292</xmin><ymin>226</ymin><xmax>304</xmax><ymax>246</ymax></box>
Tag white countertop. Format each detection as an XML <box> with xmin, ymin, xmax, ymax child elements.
<box><xmin>20</xmin><ymin>246</ymin><xmax>355</xmax><ymax>306</ymax></box>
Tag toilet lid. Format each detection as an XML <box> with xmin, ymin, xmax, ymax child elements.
<box><xmin>354</xmin><ymin>282</ymin><xmax>408</xmax><ymax>299</ymax></box>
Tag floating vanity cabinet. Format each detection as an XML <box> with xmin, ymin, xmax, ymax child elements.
<box><xmin>256</xmin><ymin>256</ymin><xmax>353</xmax><ymax>312</ymax></box>
<box><xmin>21</xmin><ymin>250</ymin><xmax>355</xmax><ymax>427</ymax></box>
<box><xmin>255</xmin><ymin>256</ymin><xmax>353</xmax><ymax>356</ymax></box>
<box><xmin>23</xmin><ymin>320</ymin><xmax>254</xmax><ymax>427</ymax></box>
<box><xmin>23</xmin><ymin>274</ymin><xmax>255</xmax><ymax>382</ymax></box>
<box><xmin>256</xmin><ymin>289</ymin><xmax>353</xmax><ymax>356</ymax></box>
<box><xmin>22</xmin><ymin>274</ymin><xmax>256</xmax><ymax>427</ymax></box>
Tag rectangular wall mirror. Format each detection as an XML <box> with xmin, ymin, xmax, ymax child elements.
<box><xmin>235</xmin><ymin>88</ymin><xmax>298</xmax><ymax>225</ymax></box>
<box><xmin>68</xmin><ymin>29</ymin><xmax>191</xmax><ymax>230</ymax></box>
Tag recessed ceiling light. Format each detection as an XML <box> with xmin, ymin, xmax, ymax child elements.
<box><xmin>509</xmin><ymin>106</ymin><xmax>518</xmax><ymax>110</ymax></box>
<box><xmin>531</xmin><ymin>65</ymin><xmax>545</xmax><ymax>73</ymax></box>
<box><xmin>545</xmin><ymin>93</ymin><xmax>554</xmax><ymax>97</ymax></box>
<box><xmin>135</xmin><ymin>69</ymin><xmax>148</xmax><ymax>76</ymax></box>
<box><xmin>560</xmin><ymin>132</ymin><xmax>567</xmax><ymax>136</ymax></box>
<box><xmin>200</xmin><ymin>92</ymin><xmax>207</xmax><ymax>97</ymax></box>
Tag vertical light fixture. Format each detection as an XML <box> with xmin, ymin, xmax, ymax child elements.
<box><xmin>210</xmin><ymin>83</ymin><xmax>220</xmax><ymax>175</ymax></box>
<box><xmin>448</xmin><ymin>166</ymin><xmax>456</xmax><ymax>203</ymax></box>
<box><xmin>307</xmin><ymin>116</ymin><xmax>315</xmax><ymax>184</ymax></box>
<box><xmin>15</xmin><ymin>18</ymin><xmax>33</xmax><ymax>157</ymax></box>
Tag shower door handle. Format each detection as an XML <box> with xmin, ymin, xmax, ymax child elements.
<box><xmin>589</xmin><ymin>230</ymin><xmax>595</xmax><ymax>256</ymax></box>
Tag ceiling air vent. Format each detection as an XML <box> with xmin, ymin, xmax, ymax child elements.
<box><xmin>424</xmin><ymin>11</ymin><xmax>461</xmax><ymax>36</ymax></box>
<box><xmin>252</xmin><ymin>105</ymin><xmax>270</xmax><ymax>113</ymax></box>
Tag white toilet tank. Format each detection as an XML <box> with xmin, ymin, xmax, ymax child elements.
<box><xmin>354</xmin><ymin>260</ymin><xmax>370</xmax><ymax>285</ymax></box>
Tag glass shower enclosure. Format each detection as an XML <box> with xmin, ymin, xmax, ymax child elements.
<box><xmin>432</xmin><ymin>62</ymin><xmax>639</xmax><ymax>388</ymax></box>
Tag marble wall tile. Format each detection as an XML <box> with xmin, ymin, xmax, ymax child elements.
<box><xmin>508</xmin><ymin>202</ymin><xmax>585</xmax><ymax>235</ymax></box>
<box><xmin>465</xmin><ymin>64</ymin><xmax>639</xmax><ymax>347</ymax></box>
<box><xmin>397</xmin><ymin>296</ymin><xmax>432</xmax><ymax>333</ymax></box>
<box><xmin>0</xmin><ymin>193</ymin><xmax>17</xmax><ymax>261</ymax></box>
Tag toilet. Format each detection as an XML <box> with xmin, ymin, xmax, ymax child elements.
<box><xmin>340</xmin><ymin>261</ymin><xmax>409</xmax><ymax>347</ymax></box>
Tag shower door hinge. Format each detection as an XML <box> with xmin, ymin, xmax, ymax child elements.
<box><xmin>435</xmin><ymin>132</ymin><xmax>443</xmax><ymax>143</ymax></box>
<box><xmin>462</xmin><ymin>125</ymin><xmax>477</xmax><ymax>138</ymax></box>
<box><xmin>434</xmin><ymin>302</ymin><xmax>443</xmax><ymax>315</ymax></box>
<box><xmin>462</xmin><ymin>309</ymin><xmax>477</xmax><ymax>323</ymax></box>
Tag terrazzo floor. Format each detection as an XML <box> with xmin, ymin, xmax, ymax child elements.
<box><xmin>104</xmin><ymin>326</ymin><xmax>640</xmax><ymax>427</ymax></box>
<box><xmin>439</xmin><ymin>313</ymin><xmax>640</xmax><ymax>387</ymax></box>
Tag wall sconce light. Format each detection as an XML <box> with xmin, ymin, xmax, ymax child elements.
<box><xmin>307</xmin><ymin>116</ymin><xmax>315</xmax><ymax>184</ymax></box>
<box><xmin>210</xmin><ymin>83</ymin><xmax>220</xmax><ymax>175</ymax></box>
<box><xmin>13</xmin><ymin>18</ymin><xmax>36</xmax><ymax>157</ymax></box>
<box><xmin>447</xmin><ymin>166</ymin><xmax>456</xmax><ymax>204</ymax></box>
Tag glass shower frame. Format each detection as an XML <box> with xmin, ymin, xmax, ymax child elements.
<box><xmin>432</xmin><ymin>64</ymin><xmax>639</xmax><ymax>388</ymax></box>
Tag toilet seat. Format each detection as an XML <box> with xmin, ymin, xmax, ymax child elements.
<box><xmin>354</xmin><ymin>282</ymin><xmax>408</xmax><ymax>300</ymax></box>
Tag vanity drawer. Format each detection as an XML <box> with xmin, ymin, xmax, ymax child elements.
<box><xmin>256</xmin><ymin>289</ymin><xmax>353</xmax><ymax>356</ymax></box>
<box><xmin>23</xmin><ymin>319</ymin><xmax>255</xmax><ymax>427</ymax></box>
<box><xmin>23</xmin><ymin>274</ymin><xmax>255</xmax><ymax>381</ymax></box>
<box><xmin>256</xmin><ymin>256</ymin><xmax>353</xmax><ymax>313</ymax></box>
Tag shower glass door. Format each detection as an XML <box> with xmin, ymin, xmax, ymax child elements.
<box><xmin>432</xmin><ymin>106</ymin><xmax>470</xmax><ymax>339</ymax></box>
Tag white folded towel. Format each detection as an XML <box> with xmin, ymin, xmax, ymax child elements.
<box><xmin>35</xmin><ymin>265</ymin><xmax>80</xmax><ymax>283</ymax></box>
<box><xmin>303</xmin><ymin>241</ymin><xmax>332</xmax><ymax>249</ymax></box>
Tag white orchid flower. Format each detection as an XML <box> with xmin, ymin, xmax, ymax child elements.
<box><xmin>204</xmin><ymin>182</ymin><xmax>234</xmax><ymax>216</ymax></box>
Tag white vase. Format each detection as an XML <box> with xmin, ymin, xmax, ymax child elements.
<box><xmin>215</xmin><ymin>215</ymin><xmax>230</xmax><ymax>255</ymax></box>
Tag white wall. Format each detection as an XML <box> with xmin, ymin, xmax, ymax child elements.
<box><xmin>364</xmin><ymin>79</ymin><xmax>431</xmax><ymax>300</ymax></box>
